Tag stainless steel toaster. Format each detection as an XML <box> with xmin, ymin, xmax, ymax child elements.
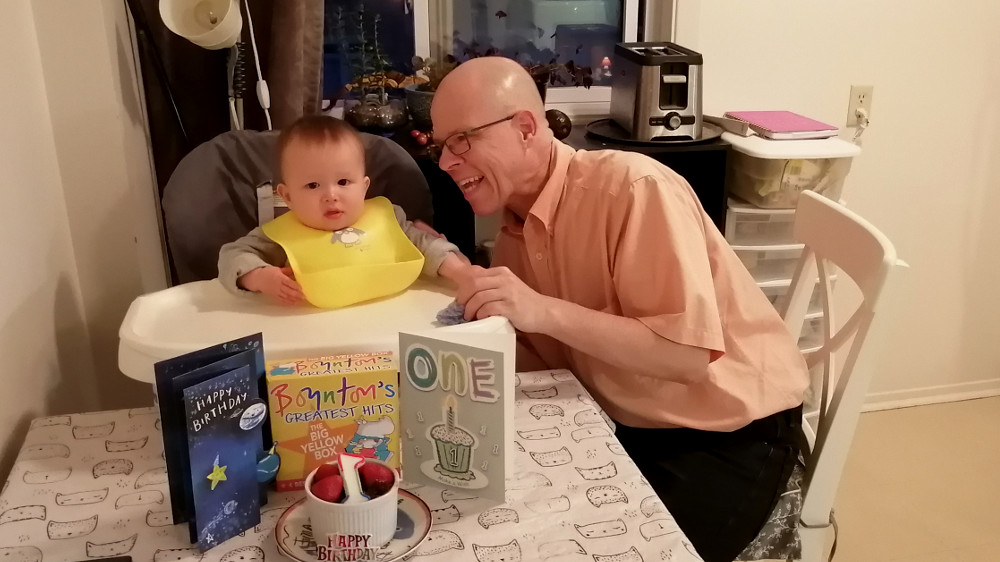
<box><xmin>610</xmin><ymin>42</ymin><xmax>703</xmax><ymax>141</ymax></box>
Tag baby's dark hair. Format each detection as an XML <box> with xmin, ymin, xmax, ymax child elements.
<box><xmin>276</xmin><ymin>114</ymin><xmax>365</xmax><ymax>181</ymax></box>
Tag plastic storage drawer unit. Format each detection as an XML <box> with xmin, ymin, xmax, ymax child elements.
<box><xmin>732</xmin><ymin>244</ymin><xmax>803</xmax><ymax>284</ymax></box>
<box><xmin>758</xmin><ymin>280</ymin><xmax>833</xmax><ymax>316</ymax></box>
<box><xmin>725</xmin><ymin>199</ymin><xmax>797</xmax><ymax>246</ymax></box>
<box><xmin>722</xmin><ymin>133</ymin><xmax>861</xmax><ymax>209</ymax></box>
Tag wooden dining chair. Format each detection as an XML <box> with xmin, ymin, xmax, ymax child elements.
<box><xmin>775</xmin><ymin>191</ymin><xmax>901</xmax><ymax>561</ymax></box>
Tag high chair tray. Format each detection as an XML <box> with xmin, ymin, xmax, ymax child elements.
<box><xmin>118</xmin><ymin>279</ymin><xmax>456</xmax><ymax>383</ymax></box>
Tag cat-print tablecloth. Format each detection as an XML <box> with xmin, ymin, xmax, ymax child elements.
<box><xmin>0</xmin><ymin>370</ymin><xmax>703</xmax><ymax>562</ymax></box>
<box><xmin>401</xmin><ymin>369</ymin><xmax>703</xmax><ymax>562</ymax></box>
<box><xmin>0</xmin><ymin>405</ymin><xmax>301</xmax><ymax>562</ymax></box>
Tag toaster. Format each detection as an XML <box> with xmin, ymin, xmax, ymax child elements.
<box><xmin>610</xmin><ymin>42</ymin><xmax>704</xmax><ymax>141</ymax></box>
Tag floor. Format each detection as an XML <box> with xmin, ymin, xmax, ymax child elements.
<box><xmin>831</xmin><ymin>396</ymin><xmax>1000</xmax><ymax>561</ymax></box>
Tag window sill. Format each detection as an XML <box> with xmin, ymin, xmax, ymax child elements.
<box><xmin>323</xmin><ymin>99</ymin><xmax>610</xmax><ymax>127</ymax></box>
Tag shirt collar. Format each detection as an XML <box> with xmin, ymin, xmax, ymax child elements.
<box><xmin>501</xmin><ymin>140</ymin><xmax>576</xmax><ymax>234</ymax></box>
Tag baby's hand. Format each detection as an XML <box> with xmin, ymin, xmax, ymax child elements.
<box><xmin>437</xmin><ymin>252</ymin><xmax>474</xmax><ymax>285</ymax></box>
<box><xmin>239</xmin><ymin>266</ymin><xmax>304</xmax><ymax>305</ymax></box>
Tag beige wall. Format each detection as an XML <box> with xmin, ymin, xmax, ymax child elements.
<box><xmin>676</xmin><ymin>0</ymin><xmax>1000</xmax><ymax>405</ymax></box>
<box><xmin>0</xmin><ymin>0</ymin><xmax>168</xmax><ymax>475</ymax></box>
<box><xmin>0</xmin><ymin>2</ymin><xmax>101</xmax><ymax>477</ymax></box>
<box><xmin>31</xmin><ymin>0</ymin><xmax>167</xmax><ymax>410</ymax></box>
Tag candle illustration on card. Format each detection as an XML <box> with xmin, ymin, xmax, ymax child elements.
<box><xmin>429</xmin><ymin>395</ymin><xmax>477</xmax><ymax>481</ymax></box>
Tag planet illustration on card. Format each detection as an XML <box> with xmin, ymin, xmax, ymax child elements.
<box><xmin>238</xmin><ymin>401</ymin><xmax>267</xmax><ymax>431</ymax></box>
<box><xmin>256</xmin><ymin>443</ymin><xmax>280</xmax><ymax>484</ymax></box>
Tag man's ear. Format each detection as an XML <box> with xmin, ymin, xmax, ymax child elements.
<box><xmin>513</xmin><ymin>111</ymin><xmax>539</xmax><ymax>142</ymax></box>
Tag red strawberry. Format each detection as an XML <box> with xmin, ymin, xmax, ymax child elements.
<box><xmin>312</xmin><ymin>474</ymin><xmax>344</xmax><ymax>503</ymax></box>
<box><xmin>313</xmin><ymin>463</ymin><xmax>340</xmax><ymax>482</ymax></box>
<box><xmin>358</xmin><ymin>463</ymin><xmax>395</xmax><ymax>498</ymax></box>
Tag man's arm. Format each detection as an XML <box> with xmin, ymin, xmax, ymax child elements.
<box><xmin>460</xmin><ymin>174</ymin><xmax>723</xmax><ymax>385</ymax></box>
<box><xmin>539</xmin><ymin>295</ymin><xmax>710</xmax><ymax>384</ymax></box>
<box><xmin>459</xmin><ymin>266</ymin><xmax>709</xmax><ymax>384</ymax></box>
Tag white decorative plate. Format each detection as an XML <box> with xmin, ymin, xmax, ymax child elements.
<box><xmin>274</xmin><ymin>490</ymin><xmax>431</xmax><ymax>561</ymax></box>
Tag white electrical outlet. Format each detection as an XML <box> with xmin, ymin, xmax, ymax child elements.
<box><xmin>847</xmin><ymin>85</ymin><xmax>874</xmax><ymax>127</ymax></box>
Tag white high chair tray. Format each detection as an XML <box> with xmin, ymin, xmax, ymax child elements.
<box><xmin>118</xmin><ymin>279</ymin><xmax>456</xmax><ymax>383</ymax></box>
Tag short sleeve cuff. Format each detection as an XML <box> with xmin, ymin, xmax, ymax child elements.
<box><xmin>636</xmin><ymin>314</ymin><xmax>726</xmax><ymax>362</ymax></box>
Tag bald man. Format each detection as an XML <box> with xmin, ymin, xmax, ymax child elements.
<box><xmin>431</xmin><ymin>57</ymin><xmax>810</xmax><ymax>562</ymax></box>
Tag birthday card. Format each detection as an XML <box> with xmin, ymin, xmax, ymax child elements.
<box><xmin>182</xmin><ymin>366</ymin><xmax>263</xmax><ymax>550</ymax></box>
<box><xmin>154</xmin><ymin>334</ymin><xmax>272</xmax><ymax>551</ymax></box>
<box><xmin>398</xmin><ymin>317</ymin><xmax>515</xmax><ymax>504</ymax></box>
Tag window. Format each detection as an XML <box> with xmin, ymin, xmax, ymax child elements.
<box><xmin>323</xmin><ymin>0</ymin><xmax>671</xmax><ymax>115</ymax></box>
<box><xmin>322</xmin><ymin>1</ymin><xmax>416</xmax><ymax>100</ymax></box>
<box><xmin>425</xmin><ymin>0</ymin><xmax>640</xmax><ymax>113</ymax></box>
<box><xmin>431</xmin><ymin>0</ymin><xmax>624</xmax><ymax>87</ymax></box>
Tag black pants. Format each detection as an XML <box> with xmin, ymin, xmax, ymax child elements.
<box><xmin>614</xmin><ymin>405</ymin><xmax>804</xmax><ymax>562</ymax></box>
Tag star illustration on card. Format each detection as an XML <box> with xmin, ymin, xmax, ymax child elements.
<box><xmin>207</xmin><ymin>454</ymin><xmax>228</xmax><ymax>490</ymax></box>
<box><xmin>278</xmin><ymin>420</ymin><xmax>357</xmax><ymax>476</ymax></box>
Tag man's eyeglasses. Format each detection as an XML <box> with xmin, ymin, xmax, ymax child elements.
<box><xmin>428</xmin><ymin>114</ymin><xmax>516</xmax><ymax>163</ymax></box>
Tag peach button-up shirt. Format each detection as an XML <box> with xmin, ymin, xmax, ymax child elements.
<box><xmin>492</xmin><ymin>141</ymin><xmax>808</xmax><ymax>431</ymax></box>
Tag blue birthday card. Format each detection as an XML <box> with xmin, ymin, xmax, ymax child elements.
<box><xmin>183</xmin><ymin>366</ymin><xmax>263</xmax><ymax>550</ymax></box>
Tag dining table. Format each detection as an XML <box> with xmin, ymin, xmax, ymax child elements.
<box><xmin>0</xmin><ymin>369</ymin><xmax>703</xmax><ymax>562</ymax></box>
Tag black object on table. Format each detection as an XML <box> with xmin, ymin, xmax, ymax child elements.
<box><xmin>564</xmin><ymin>122</ymin><xmax>731</xmax><ymax>232</ymax></box>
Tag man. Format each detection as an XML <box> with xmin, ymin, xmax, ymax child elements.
<box><xmin>431</xmin><ymin>57</ymin><xmax>809</xmax><ymax>562</ymax></box>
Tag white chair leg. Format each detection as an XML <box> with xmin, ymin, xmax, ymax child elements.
<box><xmin>797</xmin><ymin>522</ymin><xmax>832</xmax><ymax>562</ymax></box>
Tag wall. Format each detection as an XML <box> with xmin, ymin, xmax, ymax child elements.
<box><xmin>675</xmin><ymin>0</ymin><xmax>1000</xmax><ymax>406</ymax></box>
<box><xmin>31</xmin><ymin>0</ymin><xmax>169</xmax><ymax>410</ymax></box>
<box><xmin>0</xmin><ymin>2</ymin><xmax>101</xmax><ymax>477</ymax></box>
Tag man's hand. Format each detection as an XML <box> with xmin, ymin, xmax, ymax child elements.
<box><xmin>238</xmin><ymin>266</ymin><xmax>304</xmax><ymax>305</ymax></box>
<box><xmin>412</xmin><ymin>220</ymin><xmax>445</xmax><ymax>239</ymax></box>
<box><xmin>456</xmin><ymin>266</ymin><xmax>550</xmax><ymax>333</ymax></box>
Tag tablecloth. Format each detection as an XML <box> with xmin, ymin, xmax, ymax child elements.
<box><xmin>0</xmin><ymin>369</ymin><xmax>703</xmax><ymax>562</ymax></box>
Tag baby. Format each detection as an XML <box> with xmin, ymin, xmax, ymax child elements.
<box><xmin>218</xmin><ymin>115</ymin><xmax>470</xmax><ymax>305</ymax></box>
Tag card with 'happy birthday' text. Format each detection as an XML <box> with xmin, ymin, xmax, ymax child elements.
<box><xmin>182</xmin><ymin>366</ymin><xmax>261</xmax><ymax>550</ymax></box>
<box><xmin>154</xmin><ymin>333</ymin><xmax>275</xmax><ymax>551</ymax></box>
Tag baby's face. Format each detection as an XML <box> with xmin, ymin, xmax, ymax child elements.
<box><xmin>278</xmin><ymin>137</ymin><xmax>369</xmax><ymax>231</ymax></box>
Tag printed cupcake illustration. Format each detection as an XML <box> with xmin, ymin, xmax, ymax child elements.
<box><xmin>428</xmin><ymin>396</ymin><xmax>477</xmax><ymax>481</ymax></box>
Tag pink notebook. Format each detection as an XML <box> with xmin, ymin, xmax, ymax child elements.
<box><xmin>723</xmin><ymin>111</ymin><xmax>838</xmax><ymax>140</ymax></box>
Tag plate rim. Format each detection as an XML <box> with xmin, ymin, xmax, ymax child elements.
<box><xmin>273</xmin><ymin>489</ymin><xmax>432</xmax><ymax>562</ymax></box>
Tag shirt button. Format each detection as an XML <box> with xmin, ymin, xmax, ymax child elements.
<box><xmin>535</xmin><ymin>253</ymin><xmax>543</xmax><ymax>260</ymax></box>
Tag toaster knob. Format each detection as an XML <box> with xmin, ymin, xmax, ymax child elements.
<box><xmin>666</xmin><ymin>113</ymin><xmax>683</xmax><ymax>130</ymax></box>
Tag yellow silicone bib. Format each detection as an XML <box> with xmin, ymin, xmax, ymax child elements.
<box><xmin>261</xmin><ymin>196</ymin><xmax>424</xmax><ymax>308</ymax></box>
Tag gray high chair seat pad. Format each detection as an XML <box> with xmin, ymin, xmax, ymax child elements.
<box><xmin>162</xmin><ymin>129</ymin><xmax>433</xmax><ymax>284</ymax></box>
